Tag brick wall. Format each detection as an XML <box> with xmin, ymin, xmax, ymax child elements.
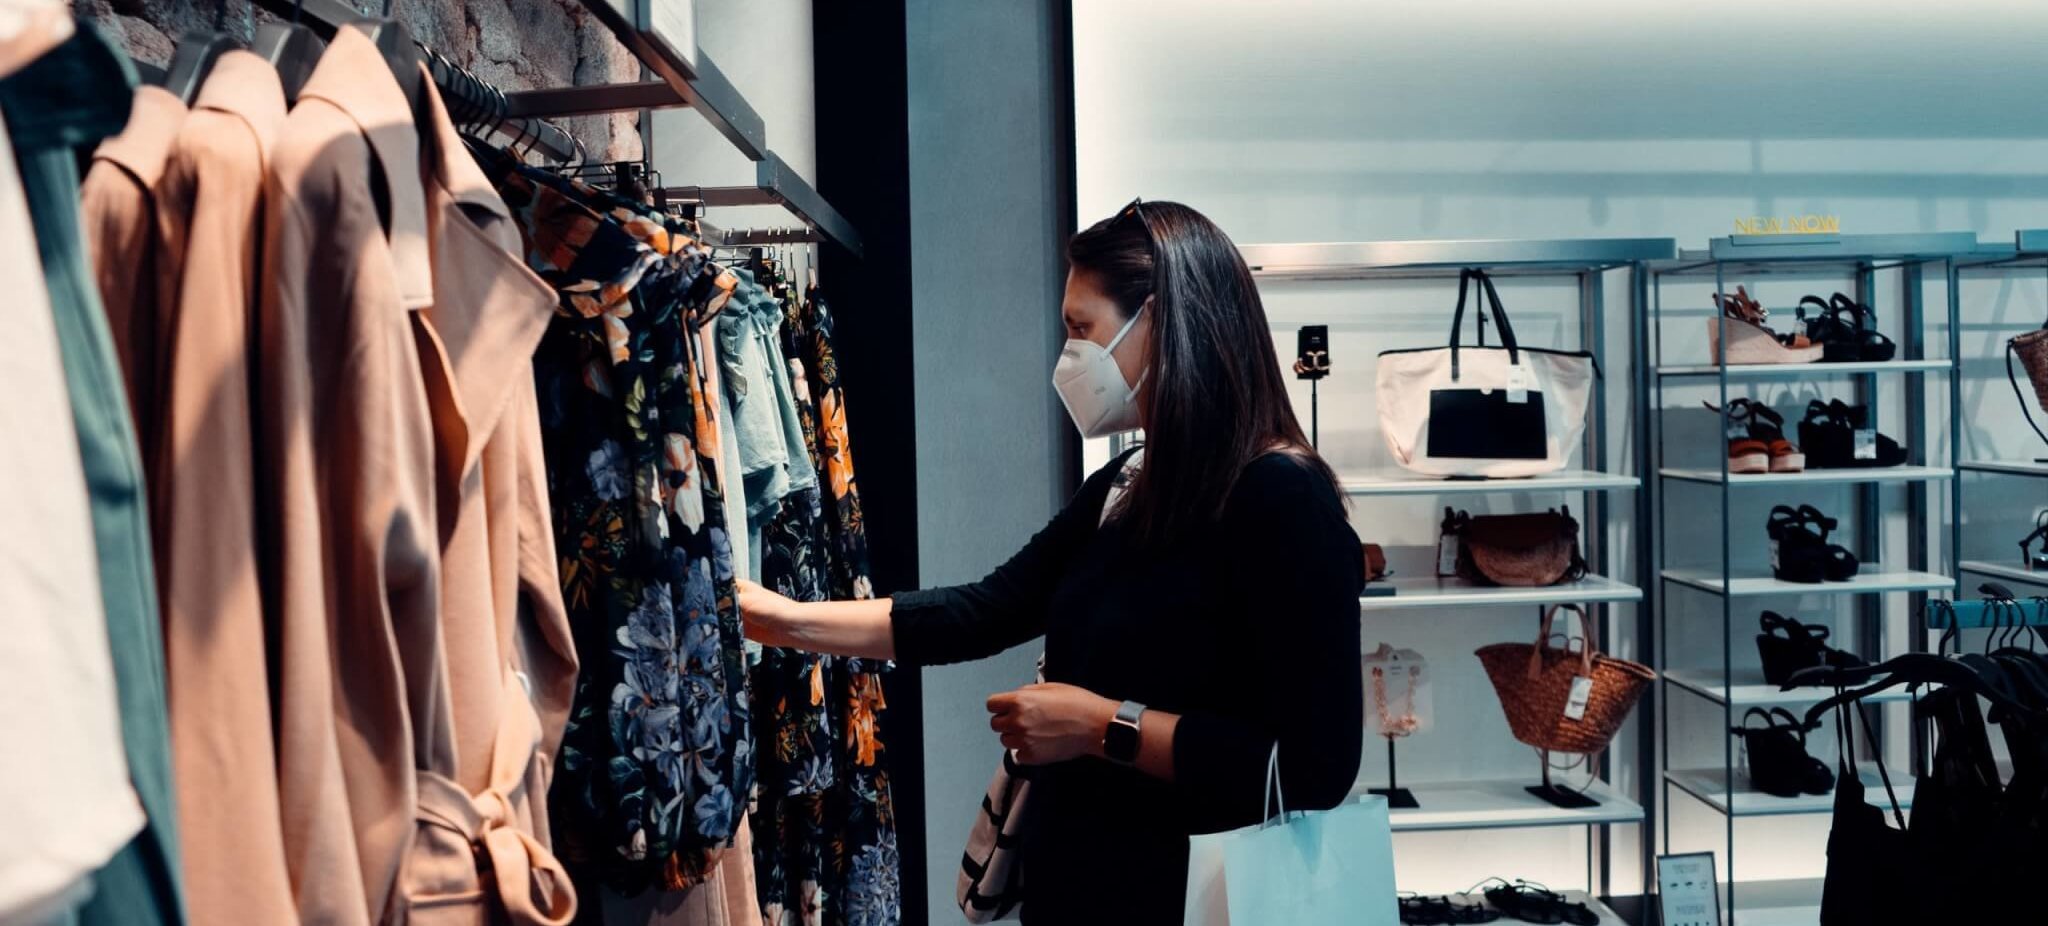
<box><xmin>73</xmin><ymin>0</ymin><xmax>642</xmax><ymax>161</ymax></box>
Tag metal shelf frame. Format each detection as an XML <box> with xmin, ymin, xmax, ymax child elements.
<box><xmin>1646</xmin><ymin>232</ymin><xmax>1969</xmax><ymax>922</ymax></box>
<box><xmin>1242</xmin><ymin>237</ymin><xmax>1670</xmax><ymax>906</ymax></box>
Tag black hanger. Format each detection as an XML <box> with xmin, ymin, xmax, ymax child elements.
<box><xmin>162</xmin><ymin>30</ymin><xmax>239</xmax><ymax>104</ymax></box>
<box><xmin>1793</xmin><ymin>652</ymin><xmax>2041</xmax><ymax>728</ymax></box>
<box><xmin>252</xmin><ymin>0</ymin><xmax>323</xmax><ymax>105</ymax></box>
<box><xmin>348</xmin><ymin>0</ymin><xmax>422</xmax><ymax>114</ymax></box>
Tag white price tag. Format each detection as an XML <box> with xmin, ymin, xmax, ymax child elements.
<box><xmin>1854</xmin><ymin>428</ymin><xmax>1878</xmax><ymax>460</ymax></box>
<box><xmin>1770</xmin><ymin>540</ymin><xmax>1781</xmax><ymax>571</ymax></box>
<box><xmin>1504</xmin><ymin>364</ymin><xmax>1536</xmax><ymax>403</ymax></box>
<box><xmin>1726</xmin><ymin>420</ymin><xmax>1749</xmax><ymax>440</ymax></box>
<box><xmin>1564</xmin><ymin>675</ymin><xmax>1594</xmax><ymax>721</ymax></box>
<box><xmin>1437</xmin><ymin>534</ymin><xmax>1461</xmax><ymax>576</ymax></box>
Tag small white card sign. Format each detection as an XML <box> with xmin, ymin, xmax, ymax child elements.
<box><xmin>1656</xmin><ymin>852</ymin><xmax>1722</xmax><ymax>926</ymax></box>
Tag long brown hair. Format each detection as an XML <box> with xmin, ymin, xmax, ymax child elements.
<box><xmin>1068</xmin><ymin>200</ymin><xmax>1341</xmax><ymax>546</ymax></box>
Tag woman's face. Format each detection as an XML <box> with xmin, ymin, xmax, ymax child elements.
<box><xmin>1061</xmin><ymin>269</ymin><xmax>1152</xmax><ymax>390</ymax></box>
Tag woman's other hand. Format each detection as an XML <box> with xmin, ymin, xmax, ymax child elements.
<box><xmin>738</xmin><ymin>579</ymin><xmax>803</xmax><ymax>648</ymax></box>
<box><xmin>987</xmin><ymin>683</ymin><xmax>1119</xmax><ymax>765</ymax></box>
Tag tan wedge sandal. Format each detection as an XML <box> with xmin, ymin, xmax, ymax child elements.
<box><xmin>1708</xmin><ymin>286</ymin><xmax>1824</xmax><ymax>366</ymax></box>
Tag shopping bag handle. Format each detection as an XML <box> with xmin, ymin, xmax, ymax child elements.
<box><xmin>1260</xmin><ymin>742</ymin><xmax>1294</xmax><ymax>828</ymax></box>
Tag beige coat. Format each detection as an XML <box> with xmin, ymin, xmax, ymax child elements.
<box><xmin>259</xmin><ymin>26</ymin><xmax>577</xmax><ymax>925</ymax></box>
<box><xmin>149</xmin><ymin>51</ymin><xmax>300</xmax><ymax>926</ymax></box>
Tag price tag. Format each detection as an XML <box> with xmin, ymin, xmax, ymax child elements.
<box><xmin>1854</xmin><ymin>428</ymin><xmax>1878</xmax><ymax>460</ymax></box>
<box><xmin>1770</xmin><ymin>540</ymin><xmax>1781</xmax><ymax>571</ymax></box>
<box><xmin>1726</xmin><ymin>420</ymin><xmax>1749</xmax><ymax>440</ymax></box>
<box><xmin>1564</xmin><ymin>675</ymin><xmax>1594</xmax><ymax>721</ymax></box>
<box><xmin>1504</xmin><ymin>363</ymin><xmax>1537</xmax><ymax>404</ymax></box>
<box><xmin>1437</xmin><ymin>534</ymin><xmax>1461</xmax><ymax>576</ymax></box>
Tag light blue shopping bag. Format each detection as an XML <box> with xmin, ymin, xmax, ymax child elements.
<box><xmin>1184</xmin><ymin>746</ymin><xmax>1398</xmax><ymax>926</ymax></box>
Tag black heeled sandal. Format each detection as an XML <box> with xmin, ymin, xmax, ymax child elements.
<box><xmin>1732</xmin><ymin>707</ymin><xmax>1836</xmax><ymax>797</ymax></box>
<box><xmin>1481</xmin><ymin>881</ymin><xmax>1596</xmax><ymax>926</ymax></box>
<box><xmin>2019</xmin><ymin>512</ymin><xmax>2048</xmax><ymax>572</ymax></box>
<box><xmin>1756</xmin><ymin>611</ymin><xmax>1865</xmax><ymax>685</ymax></box>
<box><xmin>1797</xmin><ymin>399</ymin><xmax>1908</xmax><ymax>469</ymax></box>
<box><xmin>1798</xmin><ymin>294</ymin><xmax>1897</xmax><ymax>362</ymax></box>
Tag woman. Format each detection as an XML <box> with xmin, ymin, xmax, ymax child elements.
<box><xmin>739</xmin><ymin>200</ymin><xmax>1364</xmax><ymax>923</ymax></box>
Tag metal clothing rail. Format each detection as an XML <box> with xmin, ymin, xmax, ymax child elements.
<box><xmin>659</xmin><ymin>153</ymin><xmax>863</xmax><ymax>257</ymax></box>
<box><xmin>250</xmin><ymin>0</ymin><xmax>578</xmax><ymax>164</ymax></box>
<box><xmin>1926</xmin><ymin>596</ymin><xmax>2048</xmax><ymax>630</ymax></box>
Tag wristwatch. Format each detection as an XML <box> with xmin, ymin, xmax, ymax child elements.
<box><xmin>1103</xmin><ymin>700</ymin><xmax>1145</xmax><ymax>765</ymax></box>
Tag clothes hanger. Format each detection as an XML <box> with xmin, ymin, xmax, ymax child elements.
<box><xmin>252</xmin><ymin>0</ymin><xmax>323</xmax><ymax>105</ymax></box>
<box><xmin>162</xmin><ymin>28</ymin><xmax>239</xmax><ymax>104</ymax></box>
<box><xmin>348</xmin><ymin>0</ymin><xmax>422</xmax><ymax>114</ymax></box>
<box><xmin>1793</xmin><ymin>651</ymin><xmax>2040</xmax><ymax>729</ymax></box>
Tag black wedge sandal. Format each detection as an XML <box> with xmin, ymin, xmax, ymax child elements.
<box><xmin>1767</xmin><ymin>505</ymin><xmax>1860</xmax><ymax>583</ymax></box>
<box><xmin>1732</xmin><ymin>707</ymin><xmax>1836</xmax><ymax>798</ymax></box>
<box><xmin>1757</xmin><ymin>611</ymin><xmax>1866</xmax><ymax>685</ymax></box>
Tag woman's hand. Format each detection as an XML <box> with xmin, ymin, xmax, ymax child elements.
<box><xmin>738</xmin><ymin>579</ymin><xmax>804</xmax><ymax>649</ymax></box>
<box><xmin>987</xmin><ymin>683</ymin><xmax>1119</xmax><ymax>766</ymax></box>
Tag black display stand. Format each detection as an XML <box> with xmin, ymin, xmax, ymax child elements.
<box><xmin>1526</xmin><ymin>756</ymin><xmax>1600</xmax><ymax>809</ymax></box>
<box><xmin>1366</xmin><ymin>737</ymin><xmax>1419</xmax><ymax>809</ymax></box>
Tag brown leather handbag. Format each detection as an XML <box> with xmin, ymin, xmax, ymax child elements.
<box><xmin>1441</xmin><ymin>506</ymin><xmax>1587</xmax><ymax>587</ymax></box>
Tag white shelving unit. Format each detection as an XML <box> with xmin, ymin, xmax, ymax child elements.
<box><xmin>1359</xmin><ymin>574</ymin><xmax>1642</xmax><ymax>611</ymax></box>
<box><xmin>1249</xmin><ymin>237</ymin><xmax>1672</xmax><ymax>911</ymax></box>
<box><xmin>1370</xmin><ymin>778</ymin><xmax>1644</xmax><ymax>833</ymax></box>
<box><xmin>1959</xmin><ymin>560</ymin><xmax>2048</xmax><ymax>588</ymax></box>
<box><xmin>1958</xmin><ymin>459</ymin><xmax>2048</xmax><ymax>478</ymax></box>
<box><xmin>1659</xmin><ymin>568</ymin><xmax>1955</xmax><ymax>598</ymax></box>
<box><xmin>1664</xmin><ymin>766</ymin><xmax>1916</xmax><ymax>818</ymax></box>
<box><xmin>1647</xmin><ymin>233</ymin><xmax>1971</xmax><ymax>925</ymax></box>
<box><xmin>1656</xmin><ymin>358</ymin><xmax>1954</xmax><ymax>378</ymax></box>
<box><xmin>1658</xmin><ymin>465</ymin><xmax>1953</xmax><ymax>487</ymax></box>
<box><xmin>1662</xmin><ymin>669</ymin><xmax>1917</xmax><ymax>708</ymax></box>
<box><xmin>1343</xmin><ymin>469</ymin><xmax>1639</xmax><ymax>496</ymax></box>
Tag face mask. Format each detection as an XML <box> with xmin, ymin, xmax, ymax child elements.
<box><xmin>1053</xmin><ymin>307</ymin><xmax>1148</xmax><ymax>438</ymax></box>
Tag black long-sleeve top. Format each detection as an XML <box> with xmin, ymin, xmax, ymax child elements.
<box><xmin>892</xmin><ymin>450</ymin><xmax>1365</xmax><ymax>925</ymax></box>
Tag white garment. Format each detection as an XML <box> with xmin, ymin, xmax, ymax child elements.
<box><xmin>0</xmin><ymin>101</ymin><xmax>146</xmax><ymax>921</ymax></box>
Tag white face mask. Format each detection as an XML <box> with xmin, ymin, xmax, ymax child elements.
<box><xmin>1053</xmin><ymin>307</ymin><xmax>1148</xmax><ymax>438</ymax></box>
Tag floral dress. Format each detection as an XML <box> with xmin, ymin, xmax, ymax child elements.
<box><xmin>489</xmin><ymin>155</ymin><xmax>753</xmax><ymax>897</ymax></box>
<box><xmin>752</xmin><ymin>282</ymin><xmax>900</xmax><ymax>926</ymax></box>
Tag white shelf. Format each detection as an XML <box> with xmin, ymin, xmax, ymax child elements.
<box><xmin>1343</xmin><ymin>469</ymin><xmax>1637</xmax><ymax>496</ymax></box>
<box><xmin>1360</xmin><ymin>777</ymin><xmax>1644</xmax><ymax>832</ymax></box>
<box><xmin>1959</xmin><ymin>458</ymin><xmax>2048</xmax><ymax>478</ymax></box>
<box><xmin>1666</xmin><ymin>765</ymin><xmax>1915</xmax><ymax>818</ymax></box>
<box><xmin>1959</xmin><ymin>560</ymin><xmax>2048</xmax><ymax>587</ymax></box>
<box><xmin>1440</xmin><ymin>891</ymin><xmax>1630</xmax><ymax>926</ymax></box>
<box><xmin>1659</xmin><ymin>465</ymin><xmax>1952</xmax><ymax>486</ymax></box>
<box><xmin>1360</xmin><ymin>573</ymin><xmax>1640</xmax><ymax>611</ymax></box>
<box><xmin>1657</xmin><ymin>358</ymin><xmax>1954</xmax><ymax>378</ymax></box>
<box><xmin>1664</xmin><ymin>669</ymin><xmax>1918</xmax><ymax>708</ymax></box>
<box><xmin>1661</xmin><ymin>568</ymin><xmax>1953</xmax><ymax>598</ymax></box>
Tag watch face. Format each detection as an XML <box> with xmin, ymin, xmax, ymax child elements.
<box><xmin>1105</xmin><ymin>720</ymin><xmax>1140</xmax><ymax>763</ymax></box>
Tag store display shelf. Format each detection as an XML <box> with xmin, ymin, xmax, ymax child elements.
<box><xmin>1664</xmin><ymin>669</ymin><xmax>1918</xmax><ymax>708</ymax></box>
<box><xmin>1660</xmin><ymin>568</ymin><xmax>1952</xmax><ymax>598</ymax></box>
<box><xmin>1656</xmin><ymin>358</ymin><xmax>1954</xmax><ymax>378</ymax></box>
<box><xmin>1362</xmin><ymin>777</ymin><xmax>1643</xmax><ymax>832</ymax></box>
<box><xmin>1240</xmin><ymin>237</ymin><xmax>1675</xmax><ymax>281</ymax></box>
<box><xmin>1360</xmin><ymin>574</ymin><xmax>1640</xmax><ymax>611</ymax></box>
<box><xmin>1343</xmin><ymin>469</ymin><xmax>1638</xmax><ymax>496</ymax></box>
<box><xmin>1666</xmin><ymin>765</ymin><xmax>1915</xmax><ymax>818</ymax></box>
<box><xmin>1959</xmin><ymin>459</ymin><xmax>2048</xmax><ymax>478</ymax></box>
<box><xmin>1959</xmin><ymin>560</ymin><xmax>2048</xmax><ymax>588</ymax></box>
<box><xmin>1659</xmin><ymin>465</ymin><xmax>1952</xmax><ymax>487</ymax></box>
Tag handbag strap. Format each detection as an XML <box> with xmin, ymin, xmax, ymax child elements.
<box><xmin>1447</xmin><ymin>269</ymin><xmax>1525</xmax><ymax>381</ymax></box>
<box><xmin>2008</xmin><ymin>339</ymin><xmax>2048</xmax><ymax>448</ymax></box>
<box><xmin>1527</xmin><ymin>603</ymin><xmax>1595</xmax><ymax>680</ymax></box>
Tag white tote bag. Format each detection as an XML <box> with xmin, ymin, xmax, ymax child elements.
<box><xmin>1183</xmin><ymin>746</ymin><xmax>1398</xmax><ymax>926</ymax></box>
<box><xmin>1375</xmin><ymin>269</ymin><xmax>1594</xmax><ymax>478</ymax></box>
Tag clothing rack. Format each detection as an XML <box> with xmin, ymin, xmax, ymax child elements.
<box><xmin>249</xmin><ymin>0</ymin><xmax>578</xmax><ymax>164</ymax></box>
<box><xmin>1926</xmin><ymin>596</ymin><xmax>2048</xmax><ymax>630</ymax></box>
<box><xmin>658</xmin><ymin>150</ymin><xmax>860</xmax><ymax>254</ymax></box>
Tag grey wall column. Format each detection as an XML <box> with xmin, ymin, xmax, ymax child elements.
<box><xmin>906</xmin><ymin>0</ymin><xmax>1074</xmax><ymax>918</ymax></box>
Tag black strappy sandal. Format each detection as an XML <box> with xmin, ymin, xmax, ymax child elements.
<box><xmin>1756</xmin><ymin>611</ymin><xmax>1866</xmax><ymax>685</ymax></box>
<box><xmin>1827</xmin><ymin>293</ymin><xmax>1897</xmax><ymax>362</ymax></box>
<box><xmin>1732</xmin><ymin>708</ymin><xmax>1836</xmax><ymax>797</ymax></box>
<box><xmin>1797</xmin><ymin>399</ymin><xmax>1908</xmax><ymax>469</ymax></box>
<box><xmin>1767</xmin><ymin>505</ymin><xmax>1859</xmax><ymax>583</ymax></box>
<box><xmin>2019</xmin><ymin>512</ymin><xmax>2048</xmax><ymax>571</ymax></box>
<box><xmin>1401</xmin><ymin>894</ymin><xmax>1452</xmax><ymax>926</ymax></box>
<box><xmin>1481</xmin><ymin>881</ymin><xmax>1595</xmax><ymax>926</ymax></box>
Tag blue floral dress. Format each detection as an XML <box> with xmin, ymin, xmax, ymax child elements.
<box><xmin>753</xmin><ymin>281</ymin><xmax>900</xmax><ymax>926</ymax></box>
<box><xmin>488</xmin><ymin>154</ymin><xmax>753</xmax><ymax>896</ymax></box>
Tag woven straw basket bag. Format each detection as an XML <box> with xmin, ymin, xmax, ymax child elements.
<box><xmin>2010</xmin><ymin>327</ymin><xmax>2048</xmax><ymax>445</ymax></box>
<box><xmin>1475</xmin><ymin>604</ymin><xmax>1655</xmax><ymax>755</ymax></box>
